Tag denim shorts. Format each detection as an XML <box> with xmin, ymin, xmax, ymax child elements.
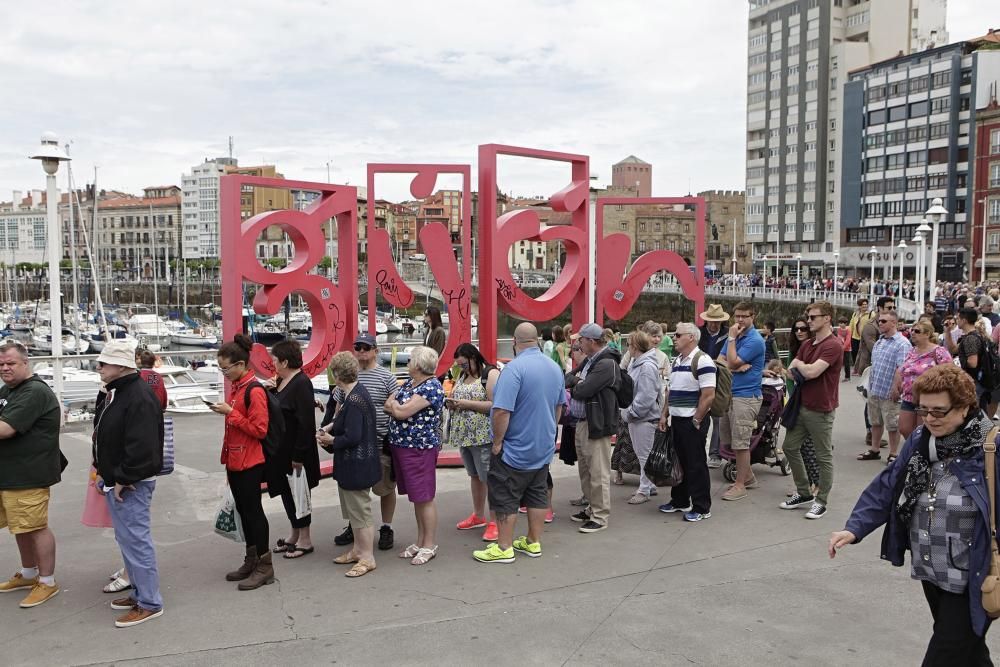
<box><xmin>460</xmin><ymin>444</ymin><xmax>491</xmax><ymax>482</ymax></box>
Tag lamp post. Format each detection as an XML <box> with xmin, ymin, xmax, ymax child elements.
<box><xmin>795</xmin><ymin>253</ymin><xmax>802</xmax><ymax>289</ymax></box>
<box><xmin>916</xmin><ymin>220</ymin><xmax>932</xmax><ymax>310</ymax></box>
<box><xmin>29</xmin><ymin>132</ymin><xmax>70</xmax><ymax>406</ymax></box>
<box><xmin>912</xmin><ymin>232</ymin><xmax>925</xmax><ymax>311</ymax></box>
<box><xmin>897</xmin><ymin>240</ymin><xmax>907</xmax><ymax>293</ymax></box>
<box><xmin>833</xmin><ymin>251</ymin><xmax>839</xmax><ymax>293</ymax></box>
<box><xmin>925</xmin><ymin>197</ymin><xmax>949</xmax><ymax>296</ymax></box>
<box><xmin>980</xmin><ymin>197</ymin><xmax>990</xmax><ymax>283</ymax></box>
<box><xmin>869</xmin><ymin>245</ymin><xmax>877</xmax><ymax>304</ymax></box>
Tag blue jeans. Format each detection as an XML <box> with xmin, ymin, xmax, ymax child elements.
<box><xmin>106</xmin><ymin>480</ymin><xmax>162</xmax><ymax>612</ymax></box>
<box><xmin>708</xmin><ymin>416</ymin><xmax>721</xmax><ymax>458</ymax></box>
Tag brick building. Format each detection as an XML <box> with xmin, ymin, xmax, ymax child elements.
<box><xmin>701</xmin><ymin>190</ymin><xmax>751</xmax><ymax>274</ymax></box>
<box><xmin>973</xmin><ymin>93</ymin><xmax>1000</xmax><ymax>280</ymax></box>
<box><xmin>612</xmin><ymin>155</ymin><xmax>652</xmax><ymax>197</ymax></box>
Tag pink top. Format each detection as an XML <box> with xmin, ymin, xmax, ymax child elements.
<box><xmin>900</xmin><ymin>345</ymin><xmax>953</xmax><ymax>403</ymax></box>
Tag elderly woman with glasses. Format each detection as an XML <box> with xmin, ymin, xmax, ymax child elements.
<box><xmin>831</xmin><ymin>365</ymin><xmax>999</xmax><ymax>665</ymax></box>
<box><xmin>384</xmin><ymin>345</ymin><xmax>445</xmax><ymax>565</ymax></box>
<box><xmin>888</xmin><ymin>322</ymin><xmax>953</xmax><ymax>440</ymax></box>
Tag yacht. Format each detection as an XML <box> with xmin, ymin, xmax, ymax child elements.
<box><xmin>170</xmin><ymin>327</ymin><xmax>219</xmax><ymax>347</ymax></box>
<box><xmin>157</xmin><ymin>365</ymin><xmax>219</xmax><ymax>414</ymax></box>
<box><xmin>127</xmin><ymin>314</ymin><xmax>172</xmax><ymax>345</ymax></box>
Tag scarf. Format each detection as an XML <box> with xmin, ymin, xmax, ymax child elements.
<box><xmin>895</xmin><ymin>410</ymin><xmax>993</xmax><ymax>526</ymax></box>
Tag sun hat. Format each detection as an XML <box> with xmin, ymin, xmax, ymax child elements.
<box><xmin>699</xmin><ymin>304</ymin><xmax>730</xmax><ymax>322</ymax></box>
<box><xmin>97</xmin><ymin>340</ymin><xmax>138</xmax><ymax>369</ymax></box>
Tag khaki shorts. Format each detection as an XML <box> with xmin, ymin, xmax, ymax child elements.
<box><xmin>371</xmin><ymin>453</ymin><xmax>396</xmax><ymax>498</ymax></box>
<box><xmin>720</xmin><ymin>396</ymin><xmax>763</xmax><ymax>451</ymax></box>
<box><xmin>339</xmin><ymin>487</ymin><xmax>374</xmax><ymax>529</ymax></box>
<box><xmin>0</xmin><ymin>488</ymin><xmax>50</xmax><ymax>534</ymax></box>
<box><xmin>868</xmin><ymin>395</ymin><xmax>900</xmax><ymax>431</ymax></box>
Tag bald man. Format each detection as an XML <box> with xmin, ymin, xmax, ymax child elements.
<box><xmin>473</xmin><ymin>323</ymin><xmax>566</xmax><ymax>564</ymax></box>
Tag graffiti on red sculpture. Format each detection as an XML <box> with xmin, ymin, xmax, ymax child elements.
<box><xmin>221</xmin><ymin>147</ymin><xmax>709</xmax><ymax>381</ymax></box>
<box><xmin>595</xmin><ymin>197</ymin><xmax>705</xmax><ymax>324</ymax></box>
<box><xmin>220</xmin><ymin>177</ymin><xmax>359</xmax><ymax>379</ymax></box>
<box><xmin>367</xmin><ymin>164</ymin><xmax>472</xmax><ymax>375</ymax></box>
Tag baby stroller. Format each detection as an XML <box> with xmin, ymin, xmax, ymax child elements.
<box><xmin>720</xmin><ymin>380</ymin><xmax>790</xmax><ymax>483</ymax></box>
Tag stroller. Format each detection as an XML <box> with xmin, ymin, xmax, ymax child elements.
<box><xmin>719</xmin><ymin>380</ymin><xmax>790</xmax><ymax>483</ymax></box>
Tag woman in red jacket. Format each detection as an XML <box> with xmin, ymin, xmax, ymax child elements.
<box><xmin>208</xmin><ymin>334</ymin><xmax>273</xmax><ymax>590</ymax></box>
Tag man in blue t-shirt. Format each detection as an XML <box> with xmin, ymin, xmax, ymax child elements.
<box><xmin>473</xmin><ymin>323</ymin><xmax>564</xmax><ymax>564</ymax></box>
<box><xmin>716</xmin><ymin>301</ymin><xmax>766</xmax><ymax>502</ymax></box>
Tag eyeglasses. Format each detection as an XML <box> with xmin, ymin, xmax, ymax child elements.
<box><xmin>914</xmin><ymin>405</ymin><xmax>957</xmax><ymax>418</ymax></box>
<box><xmin>794</xmin><ymin>326</ymin><xmax>809</xmax><ymax>332</ymax></box>
<box><xmin>885</xmin><ymin>305</ymin><xmax>896</xmax><ymax>310</ymax></box>
<box><xmin>353</xmin><ymin>344</ymin><xmax>374</xmax><ymax>352</ymax></box>
<box><xmin>219</xmin><ymin>361</ymin><xmax>245</xmax><ymax>373</ymax></box>
<box><xmin>806</xmin><ymin>314</ymin><xmax>827</xmax><ymax>320</ymax></box>
<box><xmin>877</xmin><ymin>319</ymin><xmax>891</xmax><ymax>324</ymax></box>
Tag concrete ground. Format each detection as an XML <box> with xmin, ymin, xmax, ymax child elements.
<box><xmin>2</xmin><ymin>379</ymin><xmax>997</xmax><ymax>666</ymax></box>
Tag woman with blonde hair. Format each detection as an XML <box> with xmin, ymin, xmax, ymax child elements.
<box><xmin>620</xmin><ymin>329</ymin><xmax>664</xmax><ymax>503</ymax></box>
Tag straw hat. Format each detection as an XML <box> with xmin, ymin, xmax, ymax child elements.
<box><xmin>699</xmin><ymin>304</ymin><xmax>730</xmax><ymax>322</ymax></box>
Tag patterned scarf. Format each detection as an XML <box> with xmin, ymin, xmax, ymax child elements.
<box><xmin>895</xmin><ymin>410</ymin><xmax>992</xmax><ymax>526</ymax></box>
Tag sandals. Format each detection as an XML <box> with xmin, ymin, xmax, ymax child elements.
<box><xmin>627</xmin><ymin>493</ymin><xmax>650</xmax><ymax>505</ymax></box>
<box><xmin>333</xmin><ymin>552</ymin><xmax>359</xmax><ymax>564</ymax></box>
<box><xmin>345</xmin><ymin>559</ymin><xmax>376</xmax><ymax>578</ymax></box>
<box><xmin>857</xmin><ymin>450</ymin><xmax>881</xmax><ymax>461</ymax></box>
<box><xmin>399</xmin><ymin>544</ymin><xmax>420</xmax><ymax>559</ymax></box>
<box><xmin>411</xmin><ymin>546</ymin><xmax>438</xmax><ymax>566</ymax></box>
<box><xmin>886</xmin><ymin>454</ymin><xmax>898</xmax><ymax>465</ymax></box>
<box><xmin>612</xmin><ymin>474</ymin><xmax>625</xmax><ymax>486</ymax></box>
<box><xmin>284</xmin><ymin>546</ymin><xmax>315</xmax><ymax>559</ymax></box>
<box><xmin>108</xmin><ymin>568</ymin><xmax>124</xmax><ymax>581</ymax></box>
<box><xmin>103</xmin><ymin>575</ymin><xmax>132</xmax><ymax>593</ymax></box>
<box><xmin>272</xmin><ymin>538</ymin><xmax>296</xmax><ymax>554</ymax></box>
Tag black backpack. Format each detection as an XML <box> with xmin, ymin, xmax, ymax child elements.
<box><xmin>614</xmin><ymin>362</ymin><xmax>635</xmax><ymax>409</ymax></box>
<box><xmin>242</xmin><ymin>381</ymin><xmax>285</xmax><ymax>458</ymax></box>
<box><xmin>977</xmin><ymin>333</ymin><xmax>1000</xmax><ymax>392</ymax></box>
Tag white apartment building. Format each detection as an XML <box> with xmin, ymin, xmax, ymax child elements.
<box><xmin>181</xmin><ymin>157</ymin><xmax>237</xmax><ymax>260</ymax></box>
<box><xmin>0</xmin><ymin>190</ymin><xmax>48</xmax><ymax>267</ymax></box>
<box><xmin>745</xmin><ymin>0</ymin><xmax>948</xmax><ymax>276</ymax></box>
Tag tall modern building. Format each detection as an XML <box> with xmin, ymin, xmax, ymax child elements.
<box><xmin>840</xmin><ymin>33</ymin><xmax>1000</xmax><ymax>281</ymax></box>
<box><xmin>745</xmin><ymin>0</ymin><xmax>948</xmax><ymax>276</ymax></box>
<box><xmin>180</xmin><ymin>157</ymin><xmax>237</xmax><ymax>260</ymax></box>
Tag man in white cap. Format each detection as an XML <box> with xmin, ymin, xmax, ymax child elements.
<box><xmin>92</xmin><ymin>340</ymin><xmax>166</xmax><ymax>628</ymax></box>
<box><xmin>565</xmin><ymin>323</ymin><xmax>621</xmax><ymax>533</ymax></box>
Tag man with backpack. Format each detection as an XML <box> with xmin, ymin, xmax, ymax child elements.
<box><xmin>780</xmin><ymin>301</ymin><xmax>843</xmax><ymax>520</ymax></box>
<box><xmin>717</xmin><ymin>301</ymin><xmax>766</xmax><ymax>502</ymax></box>
<box><xmin>565</xmin><ymin>323</ymin><xmax>621</xmax><ymax>534</ymax></box>
<box><xmin>945</xmin><ymin>307</ymin><xmax>1000</xmax><ymax>408</ymax></box>
<box><xmin>657</xmin><ymin>322</ymin><xmax>716</xmax><ymax>522</ymax></box>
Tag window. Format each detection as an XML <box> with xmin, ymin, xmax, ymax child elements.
<box><xmin>929</xmin><ymin>147</ymin><xmax>949</xmax><ymax>165</ymax></box>
<box><xmin>909</xmin><ymin>100</ymin><xmax>928</xmax><ymax>118</ymax></box>
<box><xmin>906</xmin><ymin>198</ymin><xmax>927</xmax><ymax>214</ymax></box>
<box><xmin>866</xmin><ymin>156</ymin><xmax>885</xmax><ymax>171</ymax></box>
<box><xmin>888</xmin><ymin>105</ymin><xmax>907</xmax><ymax>122</ymax></box>
<box><xmin>991</xmin><ymin>129</ymin><xmax>1000</xmax><ymax>154</ymax></box>
<box><xmin>910</xmin><ymin>75</ymin><xmax>929</xmax><ymax>93</ymax></box>
<box><xmin>907</xmin><ymin>126</ymin><xmax>927</xmax><ymax>142</ymax></box>
<box><xmin>867</xmin><ymin>85</ymin><xmax>886</xmax><ymax>103</ymax></box>
<box><xmin>930</xmin><ymin>122</ymin><xmax>949</xmax><ymax>139</ymax></box>
<box><xmin>931</xmin><ymin>97</ymin><xmax>950</xmax><ymax>114</ymax></box>
<box><xmin>886</xmin><ymin>153</ymin><xmax>905</xmax><ymax>169</ymax></box>
<box><xmin>989</xmin><ymin>232</ymin><xmax>1000</xmax><ymax>252</ymax></box>
<box><xmin>868</xmin><ymin>109</ymin><xmax>886</xmax><ymax>125</ymax></box>
<box><xmin>992</xmin><ymin>164</ymin><xmax>1000</xmax><ymax>188</ymax></box>
<box><xmin>932</xmin><ymin>71</ymin><xmax>951</xmax><ymax>88</ymax></box>
<box><xmin>907</xmin><ymin>150</ymin><xmax>927</xmax><ymax>167</ymax></box>
<box><xmin>990</xmin><ymin>199</ymin><xmax>1000</xmax><ymax>225</ymax></box>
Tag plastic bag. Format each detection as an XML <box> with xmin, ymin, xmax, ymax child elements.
<box><xmin>213</xmin><ymin>486</ymin><xmax>245</xmax><ymax>542</ymax></box>
<box><xmin>644</xmin><ymin>428</ymin><xmax>683</xmax><ymax>487</ymax></box>
<box><xmin>81</xmin><ymin>466</ymin><xmax>113</xmax><ymax>528</ymax></box>
<box><xmin>288</xmin><ymin>468</ymin><xmax>312</xmax><ymax>520</ymax></box>
<box><xmin>158</xmin><ymin>416</ymin><xmax>174</xmax><ymax>476</ymax></box>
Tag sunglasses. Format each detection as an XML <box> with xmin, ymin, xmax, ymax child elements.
<box><xmin>353</xmin><ymin>344</ymin><xmax>374</xmax><ymax>352</ymax></box>
<box><xmin>794</xmin><ymin>326</ymin><xmax>809</xmax><ymax>332</ymax></box>
<box><xmin>914</xmin><ymin>405</ymin><xmax>956</xmax><ymax>418</ymax></box>
<box><xmin>877</xmin><ymin>319</ymin><xmax>891</xmax><ymax>324</ymax></box>
<box><xmin>806</xmin><ymin>314</ymin><xmax>827</xmax><ymax>320</ymax></box>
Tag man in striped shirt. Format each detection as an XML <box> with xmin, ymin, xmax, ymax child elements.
<box><xmin>325</xmin><ymin>333</ymin><xmax>399</xmax><ymax>550</ymax></box>
<box><xmin>657</xmin><ymin>322</ymin><xmax>716</xmax><ymax>522</ymax></box>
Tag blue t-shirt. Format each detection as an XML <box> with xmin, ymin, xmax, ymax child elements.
<box><xmin>388</xmin><ymin>378</ymin><xmax>445</xmax><ymax>449</ymax></box>
<box><xmin>720</xmin><ymin>326</ymin><xmax>766</xmax><ymax>398</ymax></box>
<box><xmin>491</xmin><ymin>347</ymin><xmax>565</xmax><ymax>470</ymax></box>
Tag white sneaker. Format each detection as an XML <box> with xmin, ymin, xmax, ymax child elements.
<box><xmin>707</xmin><ymin>457</ymin><xmax>723</xmax><ymax>469</ymax></box>
<box><xmin>804</xmin><ymin>502</ymin><xmax>827</xmax><ymax>519</ymax></box>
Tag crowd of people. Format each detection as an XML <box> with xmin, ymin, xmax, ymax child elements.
<box><xmin>4</xmin><ymin>287</ymin><xmax>1000</xmax><ymax>660</ymax></box>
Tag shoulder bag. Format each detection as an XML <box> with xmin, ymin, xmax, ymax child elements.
<box><xmin>981</xmin><ymin>427</ymin><xmax>1000</xmax><ymax>619</ymax></box>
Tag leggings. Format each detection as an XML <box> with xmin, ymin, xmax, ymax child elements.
<box><xmin>227</xmin><ymin>464</ymin><xmax>270</xmax><ymax>557</ymax></box>
<box><xmin>279</xmin><ymin>487</ymin><xmax>312</xmax><ymax>529</ymax></box>
<box><xmin>842</xmin><ymin>351</ymin><xmax>852</xmax><ymax>380</ymax></box>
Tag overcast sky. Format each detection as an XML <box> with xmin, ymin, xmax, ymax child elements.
<box><xmin>0</xmin><ymin>0</ymin><xmax>994</xmax><ymax>203</ymax></box>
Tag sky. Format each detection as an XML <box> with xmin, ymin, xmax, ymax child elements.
<box><xmin>0</xmin><ymin>0</ymin><xmax>995</xmax><ymax>203</ymax></box>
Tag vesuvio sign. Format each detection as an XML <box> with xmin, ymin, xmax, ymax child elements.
<box><xmin>221</xmin><ymin>144</ymin><xmax>706</xmax><ymax>379</ymax></box>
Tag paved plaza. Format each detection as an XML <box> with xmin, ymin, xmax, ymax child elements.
<box><xmin>2</xmin><ymin>380</ymin><xmax>998</xmax><ymax>666</ymax></box>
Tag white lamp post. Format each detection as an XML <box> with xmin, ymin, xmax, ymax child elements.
<box><xmin>913</xmin><ymin>232</ymin><xmax>924</xmax><ymax>311</ymax></box>
<box><xmin>897</xmin><ymin>240</ymin><xmax>907</xmax><ymax>293</ymax></box>
<box><xmin>916</xmin><ymin>220</ymin><xmax>932</xmax><ymax>310</ymax></box>
<box><xmin>29</xmin><ymin>132</ymin><xmax>70</xmax><ymax>406</ymax></box>
<box><xmin>925</xmin><ymin>197</ymin><xmax>949</xmax><ymax>295</ymax></box>
<box><xmin>795</xmin><ymin>253</ymin><xmax>802</xmax><ymax>288</ymax></box>
<box><xmin>869</xmin><ymin>245</ymin><xmax>877</xmax><ymax>304</ymax></box>
<box><xmin>833</xmin><ymin>251</ymin><xmax>839</xmax><ymax>293</ymax></box>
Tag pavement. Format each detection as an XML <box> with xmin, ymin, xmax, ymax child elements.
<box><xmin>2</xmin><ymin>378</ymin><xmax>998</xmax><ymax>666</ymax></box>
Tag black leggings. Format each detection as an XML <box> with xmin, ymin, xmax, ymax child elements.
<box><xmin>921</xmin><ymin>581</ymin><xmax>991</xmax><ymax>666</ymax></box>
<box><xmin>227</xmin><ymin>465</ymin><xmax>270</xmax><ymax>557</ymax></box>
<box><xmin>279</xmin><ymin>487</ymin><xmax>311</xmax><ymax>529</ymax></box>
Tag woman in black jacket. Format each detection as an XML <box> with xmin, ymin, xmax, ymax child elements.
<box><xmin>267</xmin><ymin>340</ymin><xmax>320</xmax><ymax>560</ymax></box>
<box><xmin>318</xmin><ymin>352</ymin><xmax>380</xmax><ymax>577</ymax></box>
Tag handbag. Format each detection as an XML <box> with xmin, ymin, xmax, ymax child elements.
<box><xmin>643</xmin><ymin>427</ymin><xmax>684</xmax><ymax>487</ymax></box>
<box><xmin>80</xmin><ymin>466</ymin><xmax>113</xmax><ymax>529</ymax></box>
<box><xmin>213</xmin><ymin>486</ymin><xmax>245</xmax><ymax>543</ymax></box>
<box><xmin>158</xmin><ymin>416</ymin><xmax>174</xmax><ymax>476</ymax></box>
<box><xmin>982</xmin><ymin>428</ymin><xmax>1000</xmax><ymax>619</ymax></box>
<box><xmin>287</xmin><ymin>468</ymin><xmax>312</xmax><ymax>520</ymax></box>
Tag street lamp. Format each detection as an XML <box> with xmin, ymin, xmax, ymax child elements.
<box><xmin>912</xmin><ymin>232</ymin><xmax>925</xmax><ymax>311</ymax></box>
<box><xmin>897</xmin><ymin>240</ymin><xmax>907</xmax><ymax>291</ymax></box>
<box><xmin>868</xmin><ymin>245</ymin><xmax>878</xmax><ymax>304</ymax></box>
<box><xmin>980</xmin><ymin>197</ymin><xmax>990</xmax><ymax>283</ymax></box>
<box><xmin>795</xmin><ymin>253</ymin><xmax>802</xmax><ymax>288</ymax></box>
<box><xmin>833</xmin><ymin>251</ymin><xmax>839</xmax><ymax>292</ymax></box>
<box><xmin>916</xmin><ymin>220</ymin><xmax>932</xmax><ymax>310</ymax></box>
<box><xmin>29</xmin><ymin>132</ymin><xmax>70</xmax><ymax>406</ymax></box>
<box><xmin>925</xmin><ymin>197</ymin><xmax>949</xmax><ymax>295</ymax></box>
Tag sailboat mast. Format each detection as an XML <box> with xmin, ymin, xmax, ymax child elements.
<box><xmin>65</xmin><ymin>147</ymin><xmax>82</xmax><ymax>348</ymax></box>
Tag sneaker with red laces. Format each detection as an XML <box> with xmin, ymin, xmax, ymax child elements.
<box><xmin>545</xmin><ymin>509</ymin><xmax>555</xmax><ymax>523</ymax></box>
<box><xmin>456</xmin><ymin>513</ymin><xmax>488</xmax><ymax>530</ymax></box>
<box><xmin>481</xmin><ymin>521</ymin><xmax>498</xmax><ymax>542</ymax></box>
